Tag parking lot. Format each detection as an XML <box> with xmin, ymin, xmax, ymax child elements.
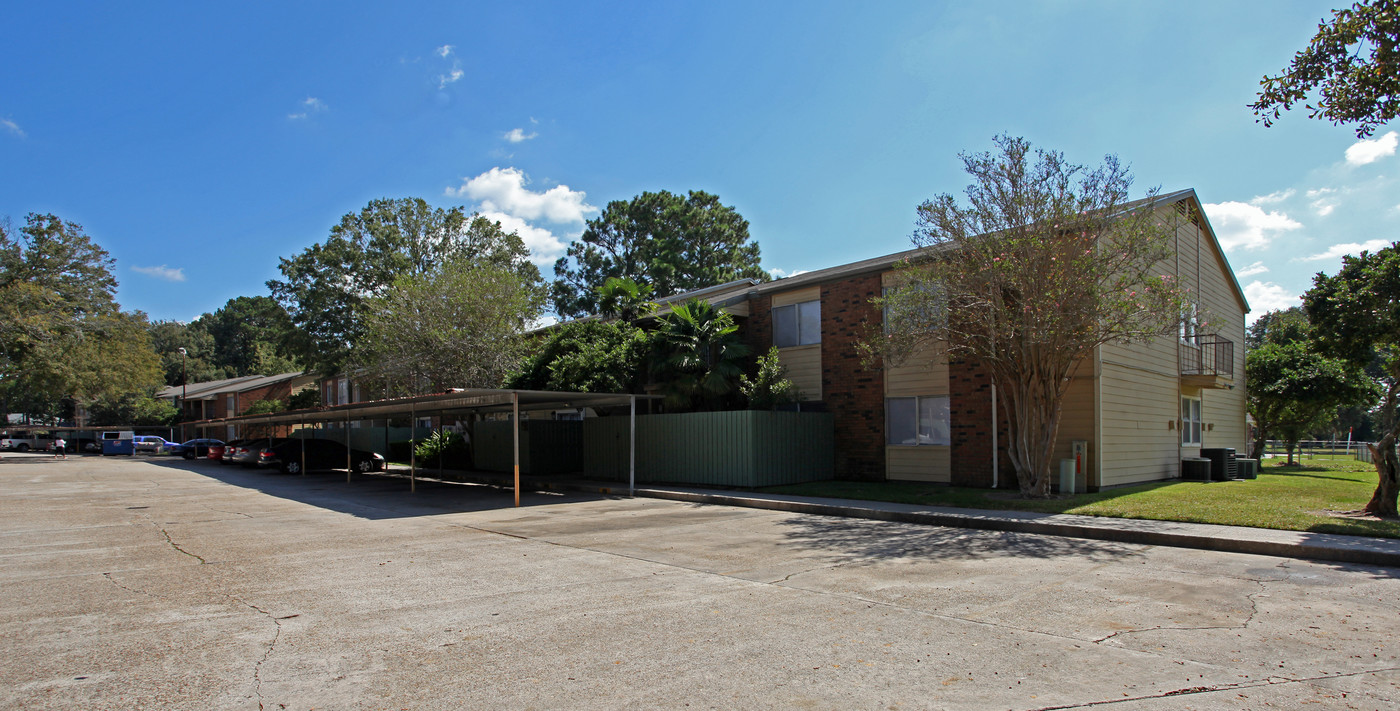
<box><xmin>2</xmin><ymin>454</ymin><xmax>1397</xmax><ymax>710</ymax></box>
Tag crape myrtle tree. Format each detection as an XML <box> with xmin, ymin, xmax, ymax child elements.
<box><xmin>869</xmin><ymin>136</ymin><xmax>1188</xmax><ymax>498</ymax></box>
<box><xmin>1245</xmin><ymin>309</ymin><xmax>1378</xmax><ymax>464</ymax></box>
<box><xmin>1251</xmin><ymin>0</ymin><xmax>1400</xmax><ymax>138</ymax></box>
<box><xmin>269</xmin><ymin>197</ymin><xmax>541</xmax><ymax>375</ymax></box>
<box><xmin>551</xmin><ymin>190</ymin><xmax>769</xmax><ymax>318</ymax></box>
<box><xmin>349</xmin><ymin>257</ymin><xmax>546</xmax><ymax>397</ymax></box>
<box><xmin>1305</xmin><ymin>242</ymin><xmax>1400</xmax><ymax>517</ymax></box>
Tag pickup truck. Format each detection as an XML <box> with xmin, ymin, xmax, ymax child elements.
<box><xmin>1</xmin><ymin>432</ymin><xmax>56</xmax><ymax>452</ymax></box>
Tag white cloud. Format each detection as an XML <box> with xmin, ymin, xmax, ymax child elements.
<box><xmin>131</xmin><ymin>265</ymin><xmax>186</xmax><ymax>282</ymax></box>
<box><xmin>1301</xmin><ymin>239</ymin><xmax>1393</xmax><ymax>261</ymax></box>
<box><xmin>1235</xmin><ymin>261</ymin><xmax>1269</xmax><ymax>278</ymax></box>
<box><xmin>1201</xmin><ymin>201</ymin><xmax>1303</xmax><ymax>251</ymax></box>
<box><xmin>504</xmin><ymin>127</ymin><xmax>537</xmax><ymax>143</ymax></box>
<box><xmin>768</xmin><ymin>267</ymin><xmax>810</xmax><ymax>279</ymax></box>
<box><xmin>1249</xmin><ymin>189</ymin><xmax>1294</xmax><ymax>205</ymax></box>
<box><xmin>287</xmin><ymin>97</ymin><xmax>327</xmax><ymax>120</ymax></box>
<box><xmin>1345</xmin><ymin>131</ymin><xmax>1398</xmax><ymax>166</ymax></box>
<box><xmin>479</xmin><ymin>210</ymin><xmax>567</xmax><ymax>266</ymax></box>
<box><xmin>1</xmin><ymin>118</ymin><xmax>23</xmax><ymax>138</ymax></box>
<box><xmin>438</xmin><ymin>68</ymin><xmax>464</xmax><ymax>89</ymax></box>
<box><xmin>447</xmin><ymin>167</ymin><xmax>596</xmax><ymax>223</ymax></box>
<box><xmin>436</xmin><ymin>44</ymin><xmax>454</xmax><ymax>59</ymax></box>
<box><xmin>1242</xmin><ymin>281</ymin><xmax>1298</xmax><ymax>318</ymax></box>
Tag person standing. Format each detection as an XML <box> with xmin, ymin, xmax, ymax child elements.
<box><xmin>52</xmin><ymin>437</ymin><xmax>66</xmax><ymax>459</ymax></box>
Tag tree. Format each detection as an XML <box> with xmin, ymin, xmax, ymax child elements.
<box><xmin>551</xmin><ymin>190</ymin><xmax>769</xmax><ymax>318</ymax></box>
<box><xmin>1305</xmin><ymin>242</ymin><xmax>1400</xmax><ymax>516</ymax></box>
<box><xmin>870</xmin><ymin>135</ymin><xmax>1188</xmax><ymax>498</ymax></box>
<box><xmin>149</xmin><ymin>320</ymin><xmax>228</xmax><ymax>386</ymax></box>
<box><xmin>1247</xmin><ymin>339</ymin><xmax>1377</xmax><ymax>464</ymax></box>
<box><xmin>506</xmin><ymin>320</ymin><xmax>652</xmax><ymax>394</ymax></box>
<box><xmin>349</xmin><ymin>258</ymin><xmax>545</xmax><ymax>397</ymax></box>
<box><xmin>649</xmin><ymin>299</ymin><xmax>751</xmax><ymax>411</ymax></box>
<box><xmin>1251</xmin><ymin>0</ymin><xmax>1400</xmax><ymax>138</ymax></box>
<box><xmin>0</xmin><ymin>215</ymin><xmax>163</xmax><ymax>421</ymax></box>
<box><xmin>268</xmin><ymin>198</ymin><xmax>541</xmax><ymax>375</ymax></box>
<box><xmin>194</xmin><ymin>296</ymin><xmax>301</xmax><ymax>376</ymax></box>
<box><xmin>740</xmin><ymin>346</ymin><xmax>802</xmax><ymax>410</ymax></box>
<box><xmin>595</xmin><ymin>276</ymin><xmax>658</xmax><ymax>322</ymax></box>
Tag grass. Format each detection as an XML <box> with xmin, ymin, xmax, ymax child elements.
<box><xmin>762</xmin><ymin>455</ymin><xmax>1400</xmax><ymax>539</ymax></box>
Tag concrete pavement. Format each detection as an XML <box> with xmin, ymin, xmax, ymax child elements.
<box><xmin>2</xmin><ymin>454</ymin><xmax>1398</xmax><ymax>709</ymax></box>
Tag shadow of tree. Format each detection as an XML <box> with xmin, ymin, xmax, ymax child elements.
<box><xmin>773</xmin><ymin>511</ymin><xmax>1144</xmax><ymax>565</ymax></box>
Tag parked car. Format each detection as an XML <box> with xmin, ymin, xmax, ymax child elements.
<box><xmin>174</xmin><ymin>438</ymin><xmax>223</xmax><ymax>459</ymax></box>
<box><xmin>256</xmin><ymin>438</ymin><xmax>385</xmax><ymax>475</ymax></box>
<box><xmin>133</xmin><ymin>436</ymin><xmax>171</xmax><ymax>454</ymax></box>
<box><xmin>217</xmin><ymin>439</ymin><xmax>248</xmax><ymax>464</ymax></box>
<box><xmin>233</xmin><ymin>438</ymin><xmax>290</xmax><ymax>467</ymax></box>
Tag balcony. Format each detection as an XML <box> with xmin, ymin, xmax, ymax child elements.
<box><xmin>1180</xmin><ymin>334</ymin><xmax>1234</xmax><ymax>389</ymax></box>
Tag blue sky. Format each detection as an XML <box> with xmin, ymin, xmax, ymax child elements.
<box><xmin>3</xmin><ymin>1</ymin><xmax>1395</xmax><ymax>325</ymax></box>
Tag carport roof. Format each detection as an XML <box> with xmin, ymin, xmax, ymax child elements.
<box><xmin>189</xmin><ymin>388</ymin><xmax>657</xmax><ymax>427</ymax></box>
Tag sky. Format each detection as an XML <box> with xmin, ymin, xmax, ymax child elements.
<box><xmin>3</xmin><ymin>1</ymin><xmax>1396</xmax><ymax>326</ymax></box>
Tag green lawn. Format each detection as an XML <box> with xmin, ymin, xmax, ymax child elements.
<box><xmin>762</xmin><ymin>456</ymin><xmax>1400</xmax><ymax>539</ymax></box>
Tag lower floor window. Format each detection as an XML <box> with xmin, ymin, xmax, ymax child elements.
<box><xmin>887</xmin><ymin>396</ymin><xmax>951</xmax><ymax>446</ymax></box>
<box><xmin>1181</xmin><ymin>395</ymin><xmax>1202</xmax><ymax>446</ymax></box>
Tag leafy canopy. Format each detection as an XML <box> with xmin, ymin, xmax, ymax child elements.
<box><xmin>507</xmin><ymin>320</ymin><xmax>652</xmax><ymax>394</ymax></box>
<box><xmin>269</xmin><ymin>197</ymin><xmax>541</xmax><ymax>375</ymax></box>
<box><xmin>551</xmin><ymin>190</ymin><xmax>768</xmax><ymax>318</ymax></box>
<box><xmin>649</xmin><ymin>299</ymin><xmax>751</xmax><ymax>411</ymax></box>
<box><xmin>870</xmin><ymin>135</ymin><xmax>1187</xmax><ymax>497</ymax></box>
<box><xmin>1251</xmin><ymin>0</ymin><xmax>1400</xmax><ymax>137</ymax></box>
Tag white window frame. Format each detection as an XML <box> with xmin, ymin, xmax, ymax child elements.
<box><xmin>886</xmin><ymin>396</ymin><xmax>951</xmax><ymax>446</ymax></box>
<box><xmin>773</xmin><ymin>300</ymin><xmax>821</xmax><ymax>348</ymax></box>
<box><xmin>1181</xmin><ymin>395</ymin><xmax>1202</xmax><ymax>447</ymax></box>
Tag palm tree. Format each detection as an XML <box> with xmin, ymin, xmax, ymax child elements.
<box><xmin>649</xmin><ymin>299</ymin><xmax>750</xmax><ymax>410</ymax></box>
<box><xmin>595</xmin><ymin>277</ymin><xmax>657</xmax><ymax>322</ymax></box>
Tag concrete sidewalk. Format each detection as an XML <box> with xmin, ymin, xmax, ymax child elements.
<box><xmin>401</xmin><ymin>466</ymin><xmax>1400</xmax><ymax>569</ymax></box>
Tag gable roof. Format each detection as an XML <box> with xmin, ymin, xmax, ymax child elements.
<box><xmin>157</xmin><ymin>372</ymin><xmax>311</xmax><ymax>401</ymax></box>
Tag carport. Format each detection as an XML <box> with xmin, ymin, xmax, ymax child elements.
<box><xmin>191</xmin><ymin>389</ymin><xmax>656</xmax><ymax>506</ymax></box>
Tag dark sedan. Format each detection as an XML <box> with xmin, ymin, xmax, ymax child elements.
<box><xmin>174</xmin><ymin>438</ymin><xmax>224</xmax><ymax>459</ymax></box>
<box><xmin>256</xmin><ymin>438</ymin><xmax>385</xmax><ymax>475</ymax></box>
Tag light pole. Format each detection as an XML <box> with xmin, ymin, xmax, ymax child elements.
<box><xmin>178</xmin><ymin>347</ymin><xmax>187</xmax><ymax>441</ymax></box>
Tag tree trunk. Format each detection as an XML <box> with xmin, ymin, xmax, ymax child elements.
<box><xmin>1285</xmin><ymin>441</ymin><xmax>1296</xmax><ymax>465</ymax></box>
<box><xmin>999</xmin><ymin>369</ymin><xmax>1064</xmax><ymax>499</ymax></box>
<box><xmin>1364</xmin><ymin>434</ymin><xmax>1399</xmax><ymax>518</ymax></box>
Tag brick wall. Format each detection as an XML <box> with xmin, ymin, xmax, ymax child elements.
<box><xmin>740</xmin><ymin>293</ymin><xmax>773</xmax><ymax>367</ymax></box>
<box><xmin>820</xmin><ymin>273</ymin><xmax>885</xmax><ymax>481</ymax></box>
<box><xmin>949</xmin><ymin>358</ymin><xmax>1012</xmax><ymax>488</ymax></box>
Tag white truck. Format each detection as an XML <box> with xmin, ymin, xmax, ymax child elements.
<box><xmin>1</xmin><ymin>429</ymin><xmax>56</xmax><ymax>452</ymax></box>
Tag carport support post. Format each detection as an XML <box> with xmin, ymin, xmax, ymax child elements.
<box><xmin>629</xmin><ymin>395</ymin><xmax>636</xmax><ymax>496</ymax></box>
<box><xmin>409</xmin><ymin>404</ymin><xmax>416</xmax><ymax>493</ymax></box>
<box><xmin>346</xmin><ymin>408</ymin><xmax>351</xmax><ymax>483</ymax></box>
<box><xmin>512</xmin><ymin>391</ymin><xmax>520</xmax><ymax>507</ymax></box>
<box><xmin>300</xmin><ymin>414</ymin><xmax>306</xmax><ymax>476</ymax></box>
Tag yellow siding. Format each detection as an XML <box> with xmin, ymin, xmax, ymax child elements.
<box><xmin>778</xmin><ymin>344</ymin><xmax>822</xmax><ymax>400</ymax></box>
<box><xmin>885</xmin><ymin>341</ymin><xmax>948</xmax><ymax>397</ymax></box>
<box><xmin>886</xmin><ymin>446</ymin><xmax>950</xmax><ymax>483</ymax></box>
<box><xmin>1096</xmin><ymin>200</ymin><xmax>1249</xmax><ymax>487</ymax></box>
<box><xmin>772</xmin><ymin>286</ymin><xmax>821</xmax><ymax>308</ymax></box>
<box><xmin>1054</xmin><ymin>363</ymin><xmax>1096</xmax><ymax>488</ymax></box>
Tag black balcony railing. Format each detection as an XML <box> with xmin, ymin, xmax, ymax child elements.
<box><xmin>1180</xmin><ymin>334</ymin><xmax>1234</xmax><ymax>378</ymax></box>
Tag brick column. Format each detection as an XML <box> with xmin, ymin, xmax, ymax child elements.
<box><xmin>949</xmin><ymin>358</ymin><xmax>1012</xmax><ymax>488</ymax></box>
<box><xmin>821</xmin><ymin>274</ymin><xmax>885</xmax><ymax>481</ymax></box>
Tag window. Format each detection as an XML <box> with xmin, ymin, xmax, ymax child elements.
<box><xmin>1180</xmin><ymin>304</ymin><xmax>1198</xmax><ymax>343</ymax></box>
<box><xmin>886</xmin><ymin>396</ymin><xmax>951</xmax><ymax>446</ymax></box>
<box><xmin>773</xmin><ymin>300</ymin><xmax>820</xmax><ymax>348</ymax></box>
<box><xmin>1181</xmin><ymin>395</ymin><xmax>1202</xmax><ymax>446</ymax></box>
<box><xmin>882</xmin><ymin>283</ymin><xmax>945</xmax><ymax>333</ymax></box>
<box><xmin>226</xmin><ymin>395</ymin><xmax>236</xmax><ymax>414</ymax></box>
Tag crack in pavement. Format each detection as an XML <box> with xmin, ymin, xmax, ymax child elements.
<box><xmin>235</xmin><ymin>598</ymin><xmax>289</xmax><ymax>711</ymax></box>
<box><xmin>1092</xmin><ymin>578</ymin><xmax>1267</xmax><ymax>644</ymax></box>
<box><xmin>101</xmin><ymin>572</ymin><xmax>165</xmax><ymax>600</ymax></box>
<box><xmin>1025</xmin><ymin>666</ymin><xmax>1400</xmax><ymax>709</ymax></box>
<box><xmin>157</xmin><ymin>525</ymin><xmax>207</xmax><ymax>564</ymax></box>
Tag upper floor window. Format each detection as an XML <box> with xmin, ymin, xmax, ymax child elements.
<box><xmin>773</xmin><ymin>300</ymin><xmax>821</xmax><ymax>348</ymax></box>
<box><xmin>1180</xmin><ymin>304</ymin><xmax>1199</xmax><ymax>343</ymax></box>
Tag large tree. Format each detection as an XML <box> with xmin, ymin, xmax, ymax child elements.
<box><xmin>871</xmin><ymin>136</ymin><xmax>1187</xmax><ymax>498</ymax></box>
<box><xmin>507</xmin><ymin>321</ymin><xmax>652</xmax><ymax>394</ymax></box>
<box><xmin>551</xmin><ymin>190</ymin><xmax>769</xmax><ymax>318</ymax></box>
<box><xmin>193</xmin><ymin>296</ymin><xmax>301</xmax><ymax>376</ymax></box>
<box><xmin>0</xmin><ymin>214</ymin><xmax>162</xmax><ymax>420</ymax></box>
<box><xmin>1251</xmin><ymin>0</ymin><xmax>1400</xmax><ymax>137</ymax></box>
<box><xmin>148</xmin><ymin>320</ymin><xmax>228</xmax><ymax>387</ymax></box>
<box><xmin>349</xmin><ymin>257</ymin><xmax>545</xmax><ymax>397</ymax></box>
<box><xmin>268</xmin><ymin>197</ymin><xmax>541</xmax><ymax>375</ymax></box>
<box><xmin>1246</xmin><ymin>312</ymin><xmax>1377</xmax><ymax>464</ymax></box>
<box><xmin>1305</xmin><ymin>242</ymin><xmax>1400</xmax><ymax>516</ymax></box>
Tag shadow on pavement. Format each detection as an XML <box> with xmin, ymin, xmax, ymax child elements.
<box><xmin>144</xmin><ymin>458</ymin><xmax>609</xmax><ymax>520</ymax></box>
